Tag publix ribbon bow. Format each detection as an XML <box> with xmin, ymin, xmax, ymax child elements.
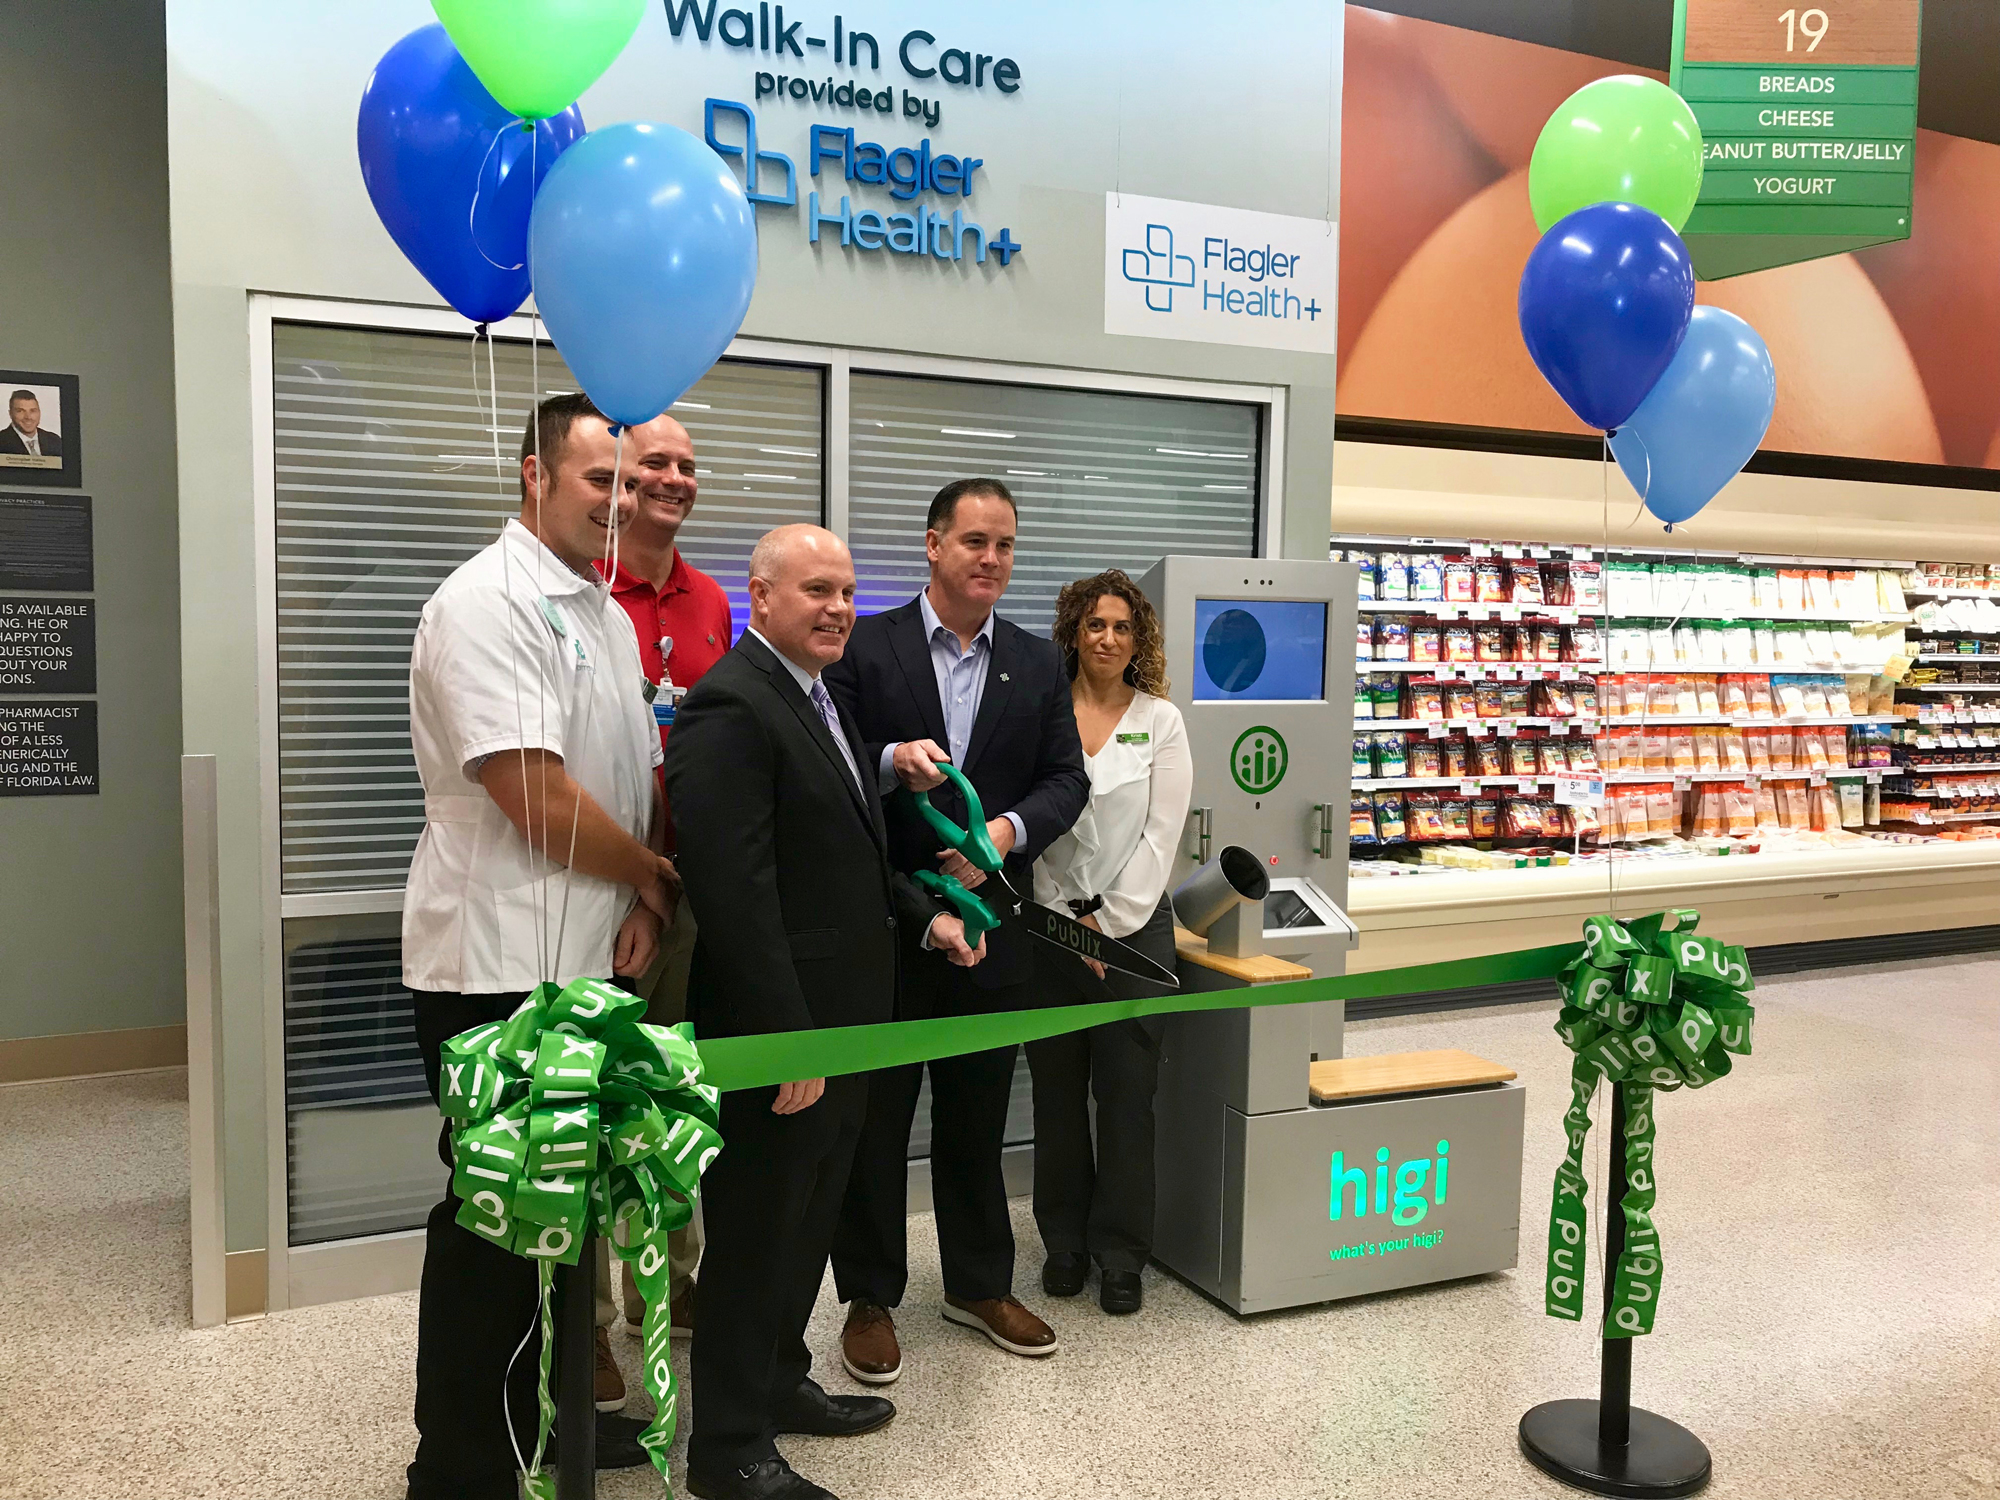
<box><xmin>439</xmin><ymin>977</ymin><xmax>722</xmax><ymax>1498</ymax></box>
<box><xmin>1544</xmin><ymin>909</ymin><xmax>1755</xmax><ymax>1339</ymax></box>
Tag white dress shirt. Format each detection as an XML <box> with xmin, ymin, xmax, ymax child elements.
<box><xmin>1033</xmin><ymin>693</ymin><xmax>1192</xmax><ymax>941</ymax></box>
<box><xmin>402</xmin><ymin>519</ymin><xmax>661</xmax><ymax>992</ymax></box>
<box><xmin>876</xmin><ymin>590</ymin><xmax>1027</xmax><ymax>849</ymax></box>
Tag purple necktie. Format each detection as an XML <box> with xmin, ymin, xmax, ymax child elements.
<box><xmin>810</xmin><ymin>678</ymin><xmax>863</xmax><ymax>792</ymax></box>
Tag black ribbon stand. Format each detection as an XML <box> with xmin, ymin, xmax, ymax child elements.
<box><xmin>1519</xmin><ymin>1082</ymin><xmax>1712</xmax><ymax>1498</ymax></box>
<box><xmin>555</xmin><ymin>1244</ymin><xmax>597</xmax><ymax>1500</ymax></box>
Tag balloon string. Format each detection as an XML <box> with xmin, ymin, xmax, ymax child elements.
<box><xmin>468</xmin><ymin>121</ymin><xmax>530</xmax><ymax>272</ymax></box>
<box><xmin>550</xmin><ymin>422</ymin><xmax>623</xmax><ymax>982</ymax></box>
<box><xmin>482</xmin><ymin>325</ymin><xmax>549</xmax><ymax>983</ymax></box>
<box><xmin>529</xmin><ymin>124</ymin><xmax>554</xmax><ymax>982</ymax></box>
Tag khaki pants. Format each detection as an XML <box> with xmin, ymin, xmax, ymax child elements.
<box><xmin>595</xmin><ymin>904</ymin><xmax>705</xmax><ymax>1326</ymax></box>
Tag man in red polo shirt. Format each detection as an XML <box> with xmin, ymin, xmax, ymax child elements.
<box><xmin>591</xmin><ymin>410</ymin><xmax>733</xmax><ymax>1407</ymax></box>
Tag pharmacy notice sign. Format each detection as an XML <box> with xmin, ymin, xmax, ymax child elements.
<box><xmin>1670</xmin><ymin>0</ymin><xmax>1921</xmax><ymax>279</ymax></box>
<box><xmin>1103</xmin><ymin>193</ymin><xmax>1337</xmax><ymax>354</ymax></box>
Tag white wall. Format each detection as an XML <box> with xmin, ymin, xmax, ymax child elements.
<box><xmin>164</xmin><ymin>0</ymin><xmax>1344</xmax><ymax>1256</ymax></box>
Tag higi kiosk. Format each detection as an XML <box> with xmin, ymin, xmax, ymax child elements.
<box><xmin>1139</xmin><ymin>557</ymin><xmax>1524</xmax><ymax>1314</ymax></box>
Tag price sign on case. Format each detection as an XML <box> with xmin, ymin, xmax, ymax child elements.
<box><xmin>1554</xmin><ymin>775</ymin><xmax>1605</xmax><ymax>808</ymax></box>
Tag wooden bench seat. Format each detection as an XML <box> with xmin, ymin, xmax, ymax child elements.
<box><xmin>1308</xmin><ymin>1048</ymin><xmax>1517</xmax><ymax>1104</ymax></box>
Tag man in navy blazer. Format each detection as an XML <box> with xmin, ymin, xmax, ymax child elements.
<box><xmin>823</xmin><ymin>478</ymin><xmax>1089</xmax><ymax>1383</ymax></box>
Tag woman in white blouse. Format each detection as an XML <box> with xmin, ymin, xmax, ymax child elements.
<box><xmin>1028</xmin><ymin>569</ymin><xmax>1192</xmax><ymax>1316</ymax></box>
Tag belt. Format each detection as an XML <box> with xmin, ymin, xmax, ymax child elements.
<box><xmin>1065</xmin><ymin>895</ymin><xmax>1105</xmax><ymax>919</ymax></box>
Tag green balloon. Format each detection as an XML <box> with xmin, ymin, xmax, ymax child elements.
<box><xmin>431</xmin><ymin>0</ymin><xmax>645</xmax><ymax>120</ymax></box>
<box><xmin>1529</xmin><ymin>75</ymin><xmax>1705</xmax><ymax>233</ymax></box>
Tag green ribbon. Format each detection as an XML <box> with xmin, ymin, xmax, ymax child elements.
<box><xmin>1544</xmin><ymin>909</ymin><xmax>1756</xmax><ymax>1339</ymax></box>
<box><xmin>441</xmin><ymin>977</ymin><xmax>720</xmax><ymax>1500</ymax></box>
<box><xmin>440</xmin><ymin>935</ymin><xmax>1595</xmax><ymax>1497</ymax></box>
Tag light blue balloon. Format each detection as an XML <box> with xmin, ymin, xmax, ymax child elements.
<box><xmin>1609</xmin><ymin>306</ymin><xmax>1776</xmax><ymax>527</ymax></box>
<box><xmin>529</xmin><ymin>121</ymin><xmax>757</xmax><ymax>427</ymax></box>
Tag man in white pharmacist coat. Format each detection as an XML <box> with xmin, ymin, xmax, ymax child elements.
<box><xmin>401</xmin><ymin>391</ymin><xmax>675</xmax><ymax>1499</ymax></box>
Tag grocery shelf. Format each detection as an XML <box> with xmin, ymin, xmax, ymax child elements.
<box><xmin>1599</xmin><ymin>661</ymin><xmax>1893</xmax><ymax>674</ymax></box>
<box><xmin>1914</xmin><ymin>653</ymin><xmax>2000</xmax><ymax>662</ymax></box>
<box><xmin>1903</xmin><ymin>681</ymin><xmax>2000</xmax><ymax>692</ymax></box>
<box><xmin>1889</xmin><ymin>810</ymin><xmax>2000</xmax><ymax>825</ymax></box>
<box><xmin>1887</xmin><ymin>762</ymin><xmax>2000</xmax><ymax>775</ymax></box>
<box><xmin>1905</xmin><ymin>586</ymin><xmax>1999</xmax><ymax>599</ymax></box>
<box><xmin>1352</xmin><ymin>660</ymin><xmax>1595</xmax><ymax>674</ymax></box>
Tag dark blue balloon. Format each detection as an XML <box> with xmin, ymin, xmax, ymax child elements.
<box><xmin>358</xmin><ymin>25</ymin><xmax>583</xmax><ymax>325</ymax></box>
<box><xmin>1517</xmin><ymin>201</ymin><xmax>1696</xmax><ymax>432</ymax></box>
<box><xmin>1610</xmin><ymin>306</ymin><xmax>1776</xmax><ymax>526</ymax></box>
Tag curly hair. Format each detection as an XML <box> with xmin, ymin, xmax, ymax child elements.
<box><xmin>1051</xmin><ymin>569</ymin><xmax>1169</xmax><ymax>697</ymax></box>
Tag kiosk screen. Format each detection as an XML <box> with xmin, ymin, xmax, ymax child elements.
<box><xmin>1192</xmin><ymin>599</ymin><xmax>1327</xmax><ymax>701</ymax></box>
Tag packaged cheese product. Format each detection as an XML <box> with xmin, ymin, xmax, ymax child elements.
<box><xmin>1411</xmin><ymin>624</ymin><xmax>1442</xmax><ymax>663</ymax></box>
<box><xmin>1695</xmin><ymin>674</ymin><xmax>1722</xmax><ymax>715</ymax></box>
<box><xmin>1718</xmin><ymin>674</ymin><xmax>1752</xmax><ymax>718</ymax></box>
<box><xmin>1693</xmin><ymin>725</ymin><xmax>1722</xmax><ymax>773</ymax></box>
<box><xmin>1767</xmin><ymin>728</ymin><xmax>1795</xmax><ymax>772</ymax></box>
<box><xmin>1800</xmin><ymin>678</ymin><xmax>1830</xmax><ymax>717</ymax></box>
<box><xmin>1743</xmin><ymin>727</ymin><xmax>1771</xmax><ymax>773</ymax></box>
<box><xmin>1720</xmin><ymin>726</ymin><xmax>1749</xmax><ymax>773</ymax></box>
<box><xmin>1745</xmin><ymin>675</ymin><xmax>1776</xmax><ymax>718</ymax></box>
<box><xmin>1725</xmin><ymin>782</ymin><xmax>1757</xmax><ymax>837</ymax></box>
<box><xmin>1644</xmin><ymin>729</ymin><xmax>1672</xmax><ymax>773</ymax></box>
<box><xmin>1646</xmin><ymin>784</ymin><xmax>1679</xmax><ymax>837</ymax></box>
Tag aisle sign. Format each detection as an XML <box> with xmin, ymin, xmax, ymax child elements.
<box><xmin>1670</xmin><ymin>0</ymin><xmax>1922</xmax><ymax>279</ymax></box>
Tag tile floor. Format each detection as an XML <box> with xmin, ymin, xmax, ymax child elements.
<box><xmin>3</xmin><ymin>954</ymin><xmax>1995</xmax><ymax>1499</ymax></box>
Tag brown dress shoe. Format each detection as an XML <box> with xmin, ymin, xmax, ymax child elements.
<box><xmin>669</xmin><ymin>1283</ymin><xmax>696</xmax><ymax>1340</ymax></box>
<box><xmin>593</xmin><ymin>1327</ymin><xmax>628</xmax><ymax>1412</ymax></box>
<box><xmin>941</xmin><ymin>1294</ymin><xmax>1058</xmax><ymax>1358</ymax></box>
<box><xmin>841</xmin><ymin>1299</ymin><xmax>903</xmax><ymax>1384</ymax></box>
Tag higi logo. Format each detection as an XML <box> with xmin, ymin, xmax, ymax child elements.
<box><xmin>1121</xmin><ymin>223</ymin><xmax>1194</xmax><ymax>312</ymax></box>
<box><xmin>1330</xmin><ymin>1139</ymin><xmax>1451</xmax><ymax>1227</ymax></box>
<box><xmin>1230</xmin><ymin>725</ymin><xmax>1287</xmax><ymax>795</ymax></box>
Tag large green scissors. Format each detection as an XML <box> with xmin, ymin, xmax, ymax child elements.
<box><xmin>905</xmin><ymin>763</ymin><xmax>1178</xmax><ymax>988</ymax></box>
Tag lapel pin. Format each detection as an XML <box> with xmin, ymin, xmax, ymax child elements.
<box><xmin>1000</xmin><ymin>672</ymin><xmax>1010</xmax><ymax>682</ymax></box>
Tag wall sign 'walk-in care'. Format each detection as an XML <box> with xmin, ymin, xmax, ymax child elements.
<box><xmin>1104</xmin><ymin>193</ymin><xmax>1338</xmax><ymax>354</ymax></box>
<box><xmin>1671</xmin><ymin>0</ymin><xmax>1922</xmax><ymax>279</ymax></box>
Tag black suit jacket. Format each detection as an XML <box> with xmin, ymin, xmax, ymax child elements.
<box><xmin>823</xmin><ymin>595</ymin><xmax>1089</xmax><ymax>991</ymax></box>
<box><xmin>0</xmin><ymin>426</ymin><xmax>60</xmax><ymax>457</ymax></box>
<box><xmin>662</xmin><ymin>632</ymin><xmax>937</xmax><ymax>1041</ymax></box>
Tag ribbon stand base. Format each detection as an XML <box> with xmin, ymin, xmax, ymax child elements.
<box><xmin>1519</xmin><ymin>1084</ymin><xmax>1712</xmax><ymax>1499</ymax></box>
<box><xmin>555</xmin><ymin>1247</ymin><xmax>596</xmax><ymax>1500</ymax></box>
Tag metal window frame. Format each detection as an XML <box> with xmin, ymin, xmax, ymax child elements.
<box><xmin>248</xmin><ymin>293</ymin><xmax>1288</xmax><ymax>1306</ymax></box>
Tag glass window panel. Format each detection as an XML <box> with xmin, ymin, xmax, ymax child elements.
<box><xmin>848</xmin><ymin>373</ymin><xmax>1260</xmax><ymax>632</ymax></box>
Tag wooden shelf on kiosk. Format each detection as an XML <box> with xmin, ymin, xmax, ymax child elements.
<box><xmin>1309</xmin><ymin>1048</ymin><xmax>1517</xmax><ymax>1104</ymax></box>
<box><xmin>1172</xmin><ymin>928</ymin><xmax>1313</xmax><ymax>985</ymax></box>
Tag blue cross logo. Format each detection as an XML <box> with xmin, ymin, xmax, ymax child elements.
<box><xmin>1122</xmin><ymin>223</ymin><xmax>1195</xmax><ymax>312</ymax></box>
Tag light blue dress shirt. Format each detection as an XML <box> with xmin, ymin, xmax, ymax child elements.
<box><xmin>878</xmin><ymin>590</ymin><xmax>1028</xmax><ymax>851</ymax></box>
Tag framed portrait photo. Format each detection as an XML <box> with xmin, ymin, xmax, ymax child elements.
<box><xmin>0</xmin><ymin>370</ymin><xmax>80</xmax><ymax>487</ymax></box>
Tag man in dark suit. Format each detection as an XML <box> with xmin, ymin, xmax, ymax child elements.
<box><xmin>824</xmin><ymin>478</ymin><xmax>1089</xmax><ymax>1381</ymax></box>
<box><xmin>664</xmin><ymin>523</ymin><xmax>985</xmax><ymax>1500</ymax></box>
<box><xmin>2</xmin><ymin>391</ymin><xmax>62</xmax><ymax>458</ymax></box>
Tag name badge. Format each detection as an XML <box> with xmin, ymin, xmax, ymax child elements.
<box><xmin>1116</xmin><ymin>732</ymin><xmax>1149</xmax><ymax>744</ymax></box>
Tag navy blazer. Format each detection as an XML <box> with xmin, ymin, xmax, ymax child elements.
<box><xmin>824</xmin><ymin>595</ymin><xmax>1089</xmax><ymax>991</ymax></box>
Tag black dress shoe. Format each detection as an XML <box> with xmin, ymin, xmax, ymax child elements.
<box><xmin>1100</xmin><ymin>1269</ymin><xmax>1143</xmax><ymax>1315</ymax></box>
<box><xmin>1042</xmin><ymin>1250</ymin><xmax>1089</xmax><ymax>1298</ymax></box>
<box><xmin>772</xmin><ymin>1378</ymin><xmax>895</xmax><ymax>1437</ymax></box>
<box><xmin>545</xmin><ymin>1410</ymin><xmax>654</xmax><ymax>1470</ymax></box>
<box><xmin>687</xmin><ymin>1456</ymin><xmax>836</xmax><ymax>1500</ymax></box>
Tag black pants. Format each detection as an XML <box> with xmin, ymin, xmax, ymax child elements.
<box><xmin>407</xmin><ymin>989</ymin><xmax>541</xmax><ymax>1500</ymax></box>
<box><xmin>690</xmin><ymin>1073</ymin><xmax>867</xmax><ymax>1473</ymax></box>
<box><xmin>831</xmin><ymin>964</ymin><xmax>1031</xmax><ymax>1307</ymax></box>
<box><xmin>1023</xmin><ymin>897</ymin><xmax>1176</xmax><ymax>1274</ymax></box>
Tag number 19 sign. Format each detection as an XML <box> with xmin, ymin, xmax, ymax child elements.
<box><xmin>1669</xmin><ymin>0</ymin><xmax>1922</xmax><ymax>279</ymax></box>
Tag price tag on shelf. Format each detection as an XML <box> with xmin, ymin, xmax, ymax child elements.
<box><xmin>1517</xmin><ymin>776</ymin><xmax>1540</xmax><ymax>793</ymax></box>
<box><xmin>1466</xmin><ymin>721</ymin><xmax>1489</xmax><ymax>738</ymax></box>
<box><xmin>1558</xmin><ymin>663</ymin><xmax>1578</xmax><ymax>680</ymax></box>
<box><xmin>1523</xmin><ymin>665</ymin><xmax>1545</xmax><ymax>680</ymax></box>
<box><xmin>1574</xmin><ymin>547</ymin><xmax>1593</xmax><ymax>562</ymax></box>
<box><xmin>1459</xmin><ymin>779</ymin><xmax>1480</xmax><ymax>797</ymax></box>
<box><xmin>1554</xmin><ymin>606</ymin><xmax>1579</xmax><ymax>626</ymax></box>
<box><xmin>1865</xmin><ymin>770</ymin><xmax>1883</xmax><ymax>785</ymax></box>
<box><xmin>1673</xmin><ymin>776</ymin><xmax>1691</xmax><ymax>793</ymax></box>
<box><xmin>1745</xmin><ymin>775</ymin><xmax>1761</xmax><ymax>792</ymax></box>
<box><xmin>1574</xmin><ymin>717</ymin><xmax>1599</xmax><ymax>735</ymax></box>
<box><xmin>1427</xmin><ymin>722</ymin><xmax>1449</xmax><ymax>740</ymax></box>
<box><xmin>1494</xmin><ymin>664</ymin><xmax>1516</xmax><ymax>681</ymax></box>
<box><xmin>1497</xmin><ymin>718</ymin><xmax>1518</xmax><ymax>738</ymax></box>
<box><xmin>1463</xmin><ymin>664</ymin><xmax>1486</xmax><ymax>681</ymax></box>
<box><xmin>1529</xmin><ymin>544</ymin><xmax>1552</xmax><ymax>560</ymax></box>
<box><xmin>1500</xmin><ymin>544</ymin><xmax>1523</xmax><ymax>560</ymax></box>
<box><xmin>1553</xmin><ymin>775</ymin><xmax>1605</xmax><ymax>808</ymax></box>
<box><xmin>1466</xmin><ymin>605</ymin><xmax>1491</xmax><ymax>621</ymax></box>
<box><xmin>1497</xmin><ymin>604</ymin><xmax>1522</xmax><ymax>622</ymax></box>
<box><xmin>1810</xmin><ymin>769</ymin><xmax>1827</xmax><ymax>787</ymax></box>
<box><xmin>1470</xmin><ymin>542</ymin><xmax>1492</xmax><ymax>559</ymax></box>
